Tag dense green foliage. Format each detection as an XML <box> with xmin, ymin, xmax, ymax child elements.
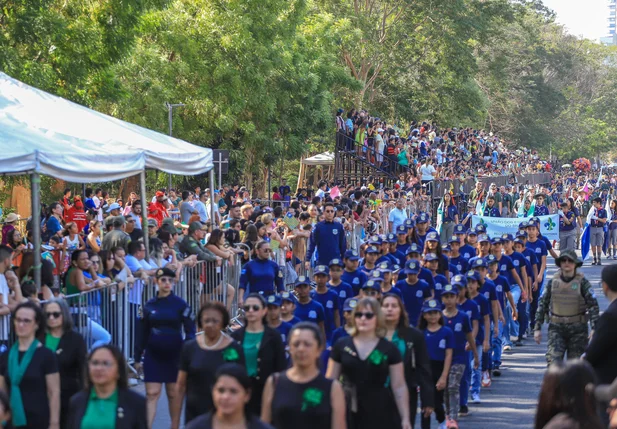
<box><xmin>2</xmin><ymin>0</ymin><xmax>617</xmax><ymax>198</ymax></box>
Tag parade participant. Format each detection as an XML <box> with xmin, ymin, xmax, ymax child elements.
<box><xmin>513</xmin><ymin>236</ymin><xmax>536</xmax><ymax>345</ymax></box>
<box><xmin>399</xmin><ymin>244</ymin><xmax>436</xmax><ymax>291</ymax></box>
<box><xmin>419</xmin><ymin>299</ymin><xmax>453</xmax><ymax>429</ymax></box>
<box><xmin>174</xmin><ymin>302</ymin><xmax>245</xmax><ymax>428</ymax></box>
<box><xmin>440</xmin><ymin>193</ymin><xmax>459</xmax><ymax>244</ymax></box>
<box><xmin>266</xmin><ymin>295</ymin><xmax>293</xmax><ymax>344</ymax></box>
<box><xmin>331</xmin><ymin>298</ymin><xmax>357</xmax><ymax>345</ymax></box>
<box><xmin>533</xmin><ymin>251</ymin><xmax>599</xmax><ymax>364</ymax></box>
<box><xmin>529</xmin><ymin>216</ymin><xmax>559</xmax><ymax>260</ymax></box>
<box><xmin>453</xmin><ymin>274</ymin><xmax>479</xmax><ymax>416</ymax></box>
<box><xmin>293</xmin><ymin>277</ymin><xmax>326</xmax><ymax>339</ymax></box>
<box><xmin>377</xmin><ymin>263</ymin><xmax>403</xmax><ymax>298</ymax></box>
<box><xmin>387</xmin><ymin>233</ymin><xmax>405</xmax><ymax>266</ymax></box>
<box><xmin>424</xmin><ymin>253</ymin><xmax>448</xmax><ymax>302</ymax></box>
<box><xmin>485</xmin><ymin>255</ymin><xmax>514</xmax><ymax>373</ymax></box>
<box><xmin>280</xmin><ymin>292</ymin><xmax>301</xmax><ymax>325</ymax></box>
<box><xmin>532</xmin><ymin>193</ymin><xmax>549</xmax><ymax>216</ymax></box>
<box><xmin>382</xmin><ymin>294</ymin><xmax>435</xmax><ymax>428</ymax></box>
<box><xmin>310</xmin><ymin>265</ymin><xmax>341</xmax><ymax>343</ymax></box>
<box><xmin>483</xmin><ymin>196</ymin><xmax>500</xmax><ymax>217</ymax></box>
<box><xmin>441</xmin><ymin>284</ymin><xmax>478</xmax><ymax>429</ymax></box>
<box><xmin>305</xmin><ymin>202</ymin><xmax>346</xmax><ymax>269</ymax></box>
<box><xmin>359</xmin><ymin>279</ymin><xmax>382</xmax><ymax>300</ymax></box>
<box><xmin>396</xmin><ymin>260</ymin><xmax>432</xmax><ymax>327</ymax></box>
<box><xmin>526</xmin><ymin>220</ymin><xmax>547</xmax><ymax>331</ymax></box>
<box><xmin>608</xmin><ymin>200</ymin><xmax>617</xmax><ymax>260</ymax></box>
<box><xmin>396</xmin><ymin>225</ymin><xmax>411</xmax><ymax>255</ymax></box>
<box><xmin>589</xmin><ymin>197</ymin><xmax>608</xmax><ymax>265</ymax></box>
<box><xmin>231</xmin><ymin>294</ymin><xmax>286</xmax><ymax>415</ymax></box>
<box><xmin>0</xmin><ymin>301</ymin><xmax>60</xmax><ymax>429</ymax></box>
<box><xmin>474</xmin><ymin>234</ymin><xmax>491</xmax><ymax>260</ymax></box>
<box><xmin>238</xmin><ymin>241</ymin><xmax>284</xmax><ymax>305</ymax></box>
<box><xmin>411</xmin><ymin>213</ymin><xmax>435</xmax><ymax>249</ymax></box>
<box><xmin>327</xmin><ymin>298</ymin><xmax>412</xmax><ymax>429</ymax></box>
<box><xmin>360</xmin><ymin>246</ymin><xmax>380</xmax><ymax>276</ymax></box>
<box><xmin>263</xmin><ymin>322</ymin><xmax>346</xmax><ymax>429</ymax></box>
<box><xmin>341</xmin><ymin>250</ymin><xmax>367</xmax><ymax>297</ymax></box>
<box><xmin>465</xmin><ymin>273</ymin><xmax>490</xmax><ymax>405</ymax></box>
<box><xmin>558</xmin><ymin>200</ymin><xmax>577</xmax><ymax>252</ymax></box>
<box><xmin>534</xmin><ymin>360</ymin><xmax>604</xmax><ymax>429</ymax></box>
<box><xmin>134</xmin><ymin>267</ymin><xmax>195</xmax><ymax>428</ymax></box>
<box><xmin>448</xmin><ymin>238</ymin><xmax>469</xmax><ymax>275</ymax></box>
<box><xmin>327</xmin><ymin>259</ymin><xmax>354</xmax><ymax>314</ymax></box>
<box><xmin>67</xmin><ymin>345</ymin><xmax>147</xmax><ymax>429</ymax></box>
<box><xmin>186</xmin><ymin>364</ymin><xmax>274</xmax><ymax>429</ymax></box>
<box><xmin>424</xmin><ymin>232</ymin><xmax>449</xmax><ymax>281</ymax></box>
<box><xmin>43</xmin><ymin>298</ymin><xmax>87</xmax><ymax>429</ymax></box>
<box><xmin>460</xmin><ymin>229</ymin><xmax>477</xmax><ymax>260</ymax></box>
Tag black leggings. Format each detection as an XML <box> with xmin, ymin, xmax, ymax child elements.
<box><xmin>421</xmin><ymin>360</ymin><xmax>446</xmax><ymax>429</ymax></box>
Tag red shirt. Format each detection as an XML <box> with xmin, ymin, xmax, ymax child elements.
<box><xmin>148</xmin><ymin>201</ymin><xmax>168</xmax><ymax>226</ymax></box>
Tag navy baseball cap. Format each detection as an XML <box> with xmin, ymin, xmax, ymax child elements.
<box><xmin>396</xmin><ymin>225</ymin><xmax>407</xmax><ymax>234</ymax></box>
<box><xmin>501</xmin><ymin>233</ymin><xmax>514</xmax><ymax>242</ymax></box>
<box><xmin>478</xmin><ymin>234</ymin><xmax>490</xmax><ymax>243</ymax></box>
<box><xmin>329</xmin><ymin>258</ymin><xmax>344</xmax><ymax>267</ymax></box>
<box><xmin>385</xmin><ymin>233</ymin><xmax>397</xmax><ymax>243</ymax></box>
<box><xmin>472</xmin><ymin>258</ymin><xmax>488</xmax><ymax>269</ymax></box>
<box><xmin>404</xmin><ymin>218</ymin><xmax>416</xmax><ymax>228</ymax></box>
<box><xmin>530</xmin><ymin>216</ymin><xmax>541</xmax><ymax>225</ymax></box>
<box><xmin>404</xmin><ymin>259</ymin><xmax>421</xmax><ymax>274</ymax></box>
<box><xmin>294</xmin><ymin>276</ymin><xmax>311</xmax><ymax>287</ymax></box>
<box><xmin>454</xmin><ymin>224</ymin><xmax>467</xmax><ymax>234</ymax></box>
<box><xmin>416</xmin><ymin>212</ymin><xmax>429</xmax><ymax>223</ymax></box>
<box><xmin>424</xmin><ymin>253</ymin><xmax>439</xmax><ymax>262</ymax></box>
<box><xmin>362</xmin><ymin>279</ymin><xmax>382</xmax><ymax>292</ymax></box>
<box><xmin>280</xmin><ymin>291</ymin><xmax>297</xmax><ymax>303</ymax></box>
<box><xmin>466</xmin><ymin>270</ymin><xmax>481</xmax><ymax>282</ymax></box>
<box><xmin>441</xmin><ymin>284</ymin><xmax>458</xmax><ymax>296</ymax></box>
<box><xmin>442</xmin><ymin>245</ymin><xmax>451</xmax><ymax>252</ymax></box>
<box><xmin>448</xmin><ymin>237</ymin><xmax>460</xmax><ymax>244</ymax></box>
<box><xmin>368</xmin><ymin>235</ymin><xmax>383</xmax><ymax>246</ymax></box>
<box><xmin>485</xmin><ymin>254</ymin><xmax>499</xmax><ymax>265</ymax></box>
<box><xmin>513</xmin><ymin>238</ymin><xmax>525</xmax><ymax>246</ymax></box>
<box><xmin>475</xmin><ymin>224</ymin><xmax>487</xmax><ymax>234</ymax></box>
<box><xmin>467</xmin><ymin>229</ymin><xmax>478</xmax><ymax>236</ymax></box>
<box><xmin>344</xmin><ymin>250</ymin><xmax>360</xmax><ymax>260</ymax></box>
<box><xmin>369</xmin><ymin>270</ymin><xmax>384</xmax><ymax>280</ymax></box>
<box><xmin>426</xmin><ymin>231</ymin><xmax>439</xmax><ymax>242</ymax></box>
<box><xmin>491</xmin><ymin>237</ymin><xmax>503</xmax><ymax>245</ymax></box>
<box><xmin>518</xmin><ymin>221</ymin><xmax>529</xmax><ymax>229</ymax></box>
<box><xmin>377</xmin><ymin>261</ymin><xmax>394</xmax><ymax>273</ymax></box>
<box><xmin>406</xmin><ymin>243</ymin><xmax>421</xmax><ymax>255</ymax></box>
<box><xmin>314</xmin><ymin>265</ymin><xmax>329</xmax><ymax>275</ymax></box>
<box><xmin>365</xmin><ymin>245</ymin><xmax>380</xmax><ymax>254</ymax></box>
<box><xmin>516</xmin><ymin>230</ymin><xmax>528</xmax><ymax>238</ymax></box>
<box><xmin>451</xmin><ymin>274</ymin><xmax>467</xmax><ymax>288</ymax></box>
<box><xmin>266</xmin><ymin>295</ymin><xmax>282</xmax><ymax>307</ymax></box>
<box><xmin>422</xmin><ymin>299</ymin><xmax>442</xmax><ymax>313</ymax></box>
<box><xmin>343</xmin><ymin>298</ymin><xmax>359</xmax><ymax>312</ymax></box>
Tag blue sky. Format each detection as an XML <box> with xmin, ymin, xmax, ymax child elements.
<box><xmin>542</xmin><ymin>0</ymin><xmax>608</xmax><ymax>41</ymax></box>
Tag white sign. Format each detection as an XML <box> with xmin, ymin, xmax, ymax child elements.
<box><xmin>472</xmin><ymin>214</ymin><xmax>560</xmax><ymax>241</ymax></box>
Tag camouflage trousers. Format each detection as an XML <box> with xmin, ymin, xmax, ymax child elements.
<box><xmin>546</xmin><ymin>323</ymin><xmax>588</xmax><ymax>365</ymax></box>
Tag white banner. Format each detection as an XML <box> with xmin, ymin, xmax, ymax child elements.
<box><xmin>472</xmin><ymin>214</ymin><xmax>560</xmax><ymax>241</ymax></box>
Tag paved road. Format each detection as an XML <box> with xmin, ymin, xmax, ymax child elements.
<box><xmin>141</xmin><ymin>256</ymin><xmax>612</xmax><ymax>429</ymax></box>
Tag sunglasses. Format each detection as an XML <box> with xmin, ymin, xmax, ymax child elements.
<box><xmin>46</xmin><ymin>311</ymin><xmax>62</xmax><ymax>319</ymax></box>
<box><xmin>243</xmin><ymin>304</ymin><xmax>263</xmax><ymax>312</ymax></box>
<box><xmin>354</xmin><ymin>311</ymin><xmax>375</xmax><ymax>320</ymax></box>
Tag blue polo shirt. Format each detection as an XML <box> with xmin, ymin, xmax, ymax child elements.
<box><xmin>471</xmin><ymin>293</ymin><xmax>490</xmax><ymax>345</ymax></box>
<box><xmin>341</xmin><ymin>269</ymin><xmax>368</xmax><ymax>296</ymax></box>
<box><xmin>294</xmin><ymin>299</ymin><xmax>325</xmax><ymax>325</ymax></box>
<box><xmin>424</xmin><ymin>326</ymin><xmax>454</xmax><ymax>361</ymax></box>
<box><xmin>443</xmin><ymin>310</ymin><xmax>472</xmax><ymax>365</ymax></box>
<box><xmin>396</xmin><ymin>278</ymin><xmax>431</xmax><ymax>327</ymax></box>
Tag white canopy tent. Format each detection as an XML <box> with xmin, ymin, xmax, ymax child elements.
<box><xmin>297</xmin><ymin>152</ymin><xmax>335</xmax><ymax>190</ymax></box>
<box><xmin>0</xmin><ymin>72</ymin><xmax>215</xmax><ymax>287</ymax></box>
<box><xmin>302</xmin><ymin>152</ymin><xmax>334</xmax><ymax>166</ymax></box>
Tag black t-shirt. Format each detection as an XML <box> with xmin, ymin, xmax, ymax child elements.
<box><xmin>0</xmin><ymin>345</ymin><xmax>58</xmax><ymax>428</ymax></box>
<box><xmin>180</xmin><ymin>339</ymin><xmax>245</xmax><ymax>425</ymax></box>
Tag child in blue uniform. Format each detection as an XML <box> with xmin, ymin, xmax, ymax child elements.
<box><xmin>419</xmin><ymin>298</ymin><xmax>453</xmax><ymax>429</ymax></box>
<box><xmin>466</xmin><ymin>273</ymin><xmax>490</xmax><ymax>404</ymax></box>
<box><xmin>398</xmin><ymin>245</ymin><xmax>436</xmax><ymax>291</ymax></box>
<box><xmin>424</xmin><ymin>253</ymin><xmax>448</xmax><ymax>302</ymax></box>
<box><xmin>331</xmin><ymin>298</ymin><xmax>357</xmax><ymax>345</ymax></box>
<box><xmin>341</xmin><ymin>250</ymin><xmax>367</xmax><ymax>296</ymax></box>
<box><xmin>310</xmin><ymin>265</ymin><xmax>341</xmax><ymax>343</ymax></box>
<box><xmin>448</xmin><ymin>237</ymin><xmax>470</xmax><ymax>274</ymax></box>
<box><xmin>328</xmin><ymin>258</ymin><xmax>354</xmax><ymax>324</ymax></box>
<box><xmin>460</xmin><ymin>230</ymin><xmax>478</xmax><ymax>260</ymax></box>
<box><xmin>442</xmin><ymin>284</ymin><xmax>479</xmax><ymax>429</ymax></box>
<box><xmin>280</xmin><ymin>291</ymin><xmax>301</xmax><ymax>326</ymax></box>
<box><xmin>396</xmin><ymin>225</ymin><xmax>411</xmax><ymax>255</ymax></box>
<box><xmin>396</xmin><ymin>259</ymin><xmax>432</xmax><ymax>326</ymax></box>
<box><xmin>359</xmin><ymin>279</ymin><xmax>383</xmax><ymax>300</ymax></box>
<box><xmin>360</xmin><ymin>245</ymin><xmax>380</xmax><ymax>276</ymax></box>
<box><xmin>376</xmin><ymin>262</ymin><xmax>403</xmax><ymax>298</ymax></box>
<box><xmin>293</xmin><ymin>277</ymin><xmax>326</xmax><ymax>340</ymax></box>
<box><xmin>265</xmin><ymin>295</ymin><xmax>293</xmax><ymax>344</ymax></box>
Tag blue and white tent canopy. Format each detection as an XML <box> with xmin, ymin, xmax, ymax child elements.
<box><xmin>0</xmin><ymin>72</ymin><xmax>212</xmax><ymax>182</ymax></box>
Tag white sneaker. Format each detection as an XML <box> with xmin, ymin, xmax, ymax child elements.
<box><xmin>471</xmin><ymin>393</ymin><xmax>481</xmax><ymax>403</ymax></box>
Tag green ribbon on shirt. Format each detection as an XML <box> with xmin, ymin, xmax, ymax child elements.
<box><xmin>8</xmin><ymin>339</ymin><xmax>40</xmax><ymax>427</ymax></box>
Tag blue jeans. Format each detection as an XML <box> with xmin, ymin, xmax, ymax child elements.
<box><xmin>492</xmin><ymin>320</ymin><xmax>504</xmax><ymax>367</ymax></box>
<box><xmin>503</xmin><ymin>304</ymin><xmax>513</xmax><ymax>347</ymax></box>
<box><xmin>470</xmin><ymin>345</ymin><xmax>484</xmax><ymax>395</ymax></box>
<box><xmin>508</xmin><ymin>285</ymin><xmax>522</xmax><ymax>339</ymax></box>
<box><xmin>460</xmin><ymin>351</ymin><xmax>472</xmax><ymax>407</ymax></box>
<box><xmin>517</xmin><ymin>299</ymin><xmax>529</xmax><ymax>340</ymax></box>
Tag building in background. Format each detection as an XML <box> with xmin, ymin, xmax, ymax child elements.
<box><xmin>601</xmin><ymin>0</ymin><xmax>617</xmax><ymax>45</ymax></box>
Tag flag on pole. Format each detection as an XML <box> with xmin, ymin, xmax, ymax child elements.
<box><xmin>436</xmin><ymin>196</ymin><xmax>444</xmax><ymax>235</ymax></box>
<box><xmin>581</xmin><ymin>206</ymin><xmax>595</xmax><ymax>261</ymax></box>
<box><xmin>329</xmin><ymin>186</ymin><xmax>340</xmax><ymax>198</ymax></box>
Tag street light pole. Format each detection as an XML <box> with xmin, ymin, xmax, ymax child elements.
<box><xmin>166</xmin><ymin>102</ymin><xmax>185</xmax><ymax>192</ymax></box>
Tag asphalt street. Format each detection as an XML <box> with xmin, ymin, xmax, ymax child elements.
<box><xmin>141</xmin><ymin>255</ymin><xmax>613</xmax><ymax>429</ymax></box>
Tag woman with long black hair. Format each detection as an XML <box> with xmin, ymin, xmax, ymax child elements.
<box><xmin>231</xmin><ymin>293</ymin><xmax>286</xmax><ymax>415</ymax></box>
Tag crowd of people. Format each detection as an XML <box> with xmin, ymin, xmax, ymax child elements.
<box><xmin>0</xmin><ymin>114</ymin><xmax>616</xmax><ymax>428</ymax></box>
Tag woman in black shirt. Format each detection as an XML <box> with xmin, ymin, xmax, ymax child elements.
<box><xmin>173</xmin><ymin>302</ymin><xmax>245</xmax><ymax>429</ymax></box>
<box><xmin>0</xmin><ymin>301</ymin><xmax>60</xmax><ymax>429</ymax></box>
<box><xmin>43</xmin><ymin>298</ymin><xmax>87</xmax><ymax>429</ymax></box>
<box><xmin>186</xmin><ymin>364</ymin><xmax>273</xmax><ymax>429</ymax></box>
<box><xmin>326</xmin><ymin>297</ymin><xmax>412</xmax><ymax>429</ymax></box>
<box><xmin>262</xmin><ymin>322</ymin><xmax>346</xmax><ymax>429</ymax></box>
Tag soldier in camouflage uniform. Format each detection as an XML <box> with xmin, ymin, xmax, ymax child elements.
<box><xmin>533</xmin><ymin>250</ymin><xmax>599</xmax><ymax>364</ymax></box>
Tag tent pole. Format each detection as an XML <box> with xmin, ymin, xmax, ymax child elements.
<box><xmin>30</xmin><ymin>172</ymin><xmax>42</xmax><ymax>290</ymax></box>
<box><xmin>209</xmin><ymin>169</ymin><xmax>216</xmax><ymax>224</ymax></box>
<box><xmin>140</xmin><ymin>171</ymin><xmax>150</xmax><ymax>261</ymax></box>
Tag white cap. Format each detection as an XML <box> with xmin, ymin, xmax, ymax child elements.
<box><xmin>377</xmin><ymin>128</ymin><xmax>384</xmax><ymax>133</ymax></box>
